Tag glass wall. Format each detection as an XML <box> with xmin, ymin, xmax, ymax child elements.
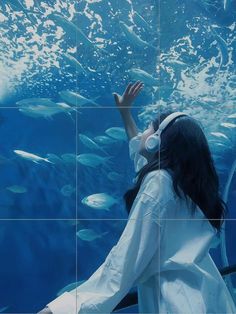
<box><xmin>0</xmin><ymin>0</ymin><xmax>235</xmax><ymax>312</ymax></box>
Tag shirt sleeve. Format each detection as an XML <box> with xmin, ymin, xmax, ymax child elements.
<box><xmin>128</xmin><ymin>132</ymin><xmax>148</xmax><ymax>175</ymax></box>
<box><xmin>46</xmin><ymin>170</ymin><xmax>169</xmax><ymax>314</ymax></box>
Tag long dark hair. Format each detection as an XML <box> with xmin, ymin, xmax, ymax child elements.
<box><xmin>123</xmin><ymin>109</ymin><xmax>228</xmax><ymax>233</ymax></box>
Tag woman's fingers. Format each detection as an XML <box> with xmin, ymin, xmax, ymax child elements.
<box><xmin>112</xmin><ymin>92</ymin><xmax>119</xmax><ymax>104</ymax></box>
<box><xmin>133</xmin><ymin>82</ymin><xmax>144</xmax><ymax>96</ymax></box>
<box><xmin>124</xmin><ymin>82</ymin><xmax>133</xmax><ymax>95</ymax></box>
<box><xmin>129</xmin><ymin>80</ymin><xmax>141</xmax><ymax>95</ymax></box>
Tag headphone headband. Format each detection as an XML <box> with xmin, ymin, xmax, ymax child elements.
<box><xmin>145</xmin><ymin>111</ymin><xmax>189</xmax><ymax>153</ymax></box>
<box><xmin>154</xmin><ymin>111</ymin><xmax>188</xmax><ymax>135</ymax></box>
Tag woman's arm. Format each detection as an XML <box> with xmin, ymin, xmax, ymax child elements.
<box><xmin>113</xmin><ymin>81</ymin><xmax>144</xmax><ymax>140</ymax></box>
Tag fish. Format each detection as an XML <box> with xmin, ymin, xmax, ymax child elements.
<box><xmin>60</xmin><ymin>184</ymin><xmax>76</xmax><ymax>197</ymax></box>
<box><xmin>105</xmin><ymin>127</ymin><xmax>127</xmax><ymax>141</ymax></box>
<box><xmin>46</xmin><ymin>153</ymin><xmax>63</xmax><ymax>164</ymax></box>
<box><xmin>63</xmin><ymin>53</ymin><xmax>87</xmax><ymax>75</ymax></box>
<box><xmin>81</xmin><ymin>192</ymin><xmax>119</xmax><ymax>211</ymax></box>
<box><xmin>13</xmin><ymin>150</ymin><xmax>54</xmax><ymax>164</ymax></box>
<box><xmin>76</xmin><ymin>228</ymin><xmax>109</xmax><ymax>241</ymax></box>
<box><xmin>107</xmin><ymin>171</ymin><xmax>123</xmax><ymax>182</ymax></box>
<box><xmin>93</xmin><ymin>135</ymin><xmax>118</xmax><ymax>145</ymax></box>
<box><xmin>220</xmin><ymin>122</ymin><xmax>236</xmax><ymax>129</ymax></box>
<box><xmin>18</xmin><ymin>102</ymin><xmax>74</xmax><ymax>119</ymax></box>
<box><xmin>61</xmin><ymin>153</ymin><xmax>77</xmax><ymax>163</ymax></box>
<box><xmin>128</xmin><ymin>68</ymin><xmax>159</xmax><ymax>86</ymax></box>
<box><xmin>59</xmin><ymin>90</ymin><xmax>101</xmax><ymax>107</ymax></box>
<box><xmin>119</xmin><ymin>21</ymin><xmax>157</xmax><ymax>51</ymax></box>
<box><xmin>16</xmin><ymin>98</ymin><xmax>57</xmax><ymax>108</ymax></box>
<box><xmin>6</xmin><ymin>185</ymin><xmax>27</xmax><ymax>193</ymax></box>
<box><xmin>228</xmin><ymin>113</ymin><xmax>236</xmax><ymax>119</ymax></box>
<box><xmin>48</xmin><ymin>13</ymin><xmax>108</xmax><ymax>56</ymax></box>
<box><xmin>210</xmin><ymin>132</ymin><xmax>231</xmax><ymax>142</ymax></box>
<box><xmin>165</xmin><ymin>58</ymin><xmax>188</xmax><ymax>68</ymax></box>
<box><xmin>48</xmin><ymin>13</ymin><xmax>96</xmax><ymax>49</ymax></box>
<box><xmin>76</xmin><ymin>153</ymin><xmax>113</xmax><ymax>168</ymax></box>
<box><xmin>78</xmin><ymin>134</ymin><xmax>109</xmax><ymax>155</ymax></box>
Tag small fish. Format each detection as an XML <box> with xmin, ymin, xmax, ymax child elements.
<box><xmin>210</xmin><ymin>132</ymin><xmax>230</xmax><ymax>142</ymax></box>
<box><xmin>228</xmin><ymin>113</ymin><xmax>236</xmax><ymax>119</ymax></box>
<box><xmin>220</xmin><ymin>122</ymin><xmax>236</xmax><ymax>129</ymax></box>
<box><xmin>76</xmin><ymin>228</ymin><xmax>109</xmax><ymax>241</ymax></box>
<box><xmin>13</xmin><ymin>150</ymin><xmax>53</xmax><ymax>164</ymax></box>
<box><xmin>63</xmin><ymin>53</ymin><xmax>87</xmax><ymax>75</ymax></box>
<box><xmin>60</xmin><ymin>184</ymin><xmax>76</xmax><ymax>197</ymax></box>
<box><xmin>128</xmin><ymin>68</ymin><xmax>159</xmax><ymax>86</ymax></box>
<box><xmin>48</xmin><ymin>13</ymin><xmax>95</xmax><ymax>49</ymax></box>
<box><xmin>107</xmin><ymin>171</ymin><xmax>123</xmax><ymax>182</ymax></box>
<box><xmin>57</xmin><ymin>280</ymin><xmax>86</xmax><ymax>297</ymax></box>
<box><xmin>79</xmin><ymin>134</ymin><xmax>109</xmax><ymax>155</ymax></box>
<box><xmin>76</xmin><ymin>153</ymin><xmax>113</xmax><ymax>168</ymax></box>
<box><xmin>61</xmin><ymin>153</ymin><xmax>77</xmax><ymax>163</ymax></box>
<box><xmin>59</xmin><ymin>90</ymin><xmax>100</xmax><ymax>107</ymax></box>
<box><xmin>119</xmin><ymin>21</ymin><xmax>157</xmax><ymax>51</ymax></box>
<box><xmin>18</xmin><ymin>103</ymin><xmax>74</xmax><ymax>119</ymax></box>
<box><xmin>46</xmin><ymin>153</ymin><xmax>63</xmax><ymax>164</ymax></box>
<box><xmin>93</xmin><ymin>135</ymin><xmax>118</xmax><ymax>145</ymax></box>
<box><xmin>105</xmin><ymin>127</ymin><xmax>127</xmax><ymax>141</ymax></box>
<box><xmin>6</xmin><ymin>185</ymin><xmax>27</xmax><ymax>193</ymax></box>
<box><xmin>16</xmin><ymin>98</ymin><xmax>57</xmax><ymax>107</ymax></box>
<box><xmin>81</xmin><ymin>192</ymin><xmax>119</xmax><ymax>211</ymax></box>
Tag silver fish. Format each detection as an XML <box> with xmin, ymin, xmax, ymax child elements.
<box><xmin>79</xmin><ymin>134</ymin><xmax>109</xmax><ymax>155</ymax></box>
<box><xmin>81</xmin><ymin>192</ymin><xmax>119</xmax><ymax>211</ymax></box>
<box><xmin>16</xmin><ymin>98</ymin><xmax>57</xmax><ymax>107</ymax></box>
<box><xmin>93</xmin><ymin>135</ymin><xmax>118</xmax><ymax>145</ymax></box>
<box><xmin>61</xmin><ymin>153</ymin><xmax>77</xmax><ymax>163</ymax></box>
<box><xmin>128</xmin><ymin>68</ymin><xmax>159</xmax><ymax>86</ymax></box>
<box><xmin>18</xmin><ymin>102</ymin><xmax>74</xmax><ymax>119</ymax></box>
<box><xmin>76</xmin><ymin>153</ymin><xmax>113</xmax><ymax>168</ymax></box>
<box><xmin>6</xmin><ymin>185</ymin><xmax>27</xmax><ymax>193</ymax></box>
<box><xmin>48</xmin><ymin>13</ymin><xmax>95</xmax><ymax>49</ymax></box>
<box><xmin>76</xmin><ymin>228</ymin><xmax>109</xmax><ymax>241</ymax></box>
<box><xmin>105</xmin><ymin>127</ymin><xmax>127</xmax><ymax>141</ymax></box>
<box><xmin>63</xmin><ymin>53</ymin><xmax>87</xmax><ymax>75</ymax></box>
<box><xmin>13</xmin><ymin>150</ymin><xmax>53</xmax><ymax>164</ymax></box>
<box><xmin>59</xmin><ymin>90</ymin><xmax>100</xmax><ymax>107</ymax></box>
<box><xmin>119</xmin><ymin>21</ymin><xmax>157</xmax><ymax>51</ymax></box>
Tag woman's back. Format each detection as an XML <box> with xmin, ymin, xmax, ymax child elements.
<box><xmin>136</xmin><ymin>169</ymin><xmax>236</xmax><ymax>314</ymax></box>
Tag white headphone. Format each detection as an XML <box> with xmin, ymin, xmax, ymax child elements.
<box><xmin>145</xmin><ymin>111</ymin><xmax>189</xmax><ymax>153</ymax></box>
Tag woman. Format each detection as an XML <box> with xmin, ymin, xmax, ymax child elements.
<box><xmin>38</xmin><ymin>81</ymin><xmax>236</xmax><ymax>313</ymax></box>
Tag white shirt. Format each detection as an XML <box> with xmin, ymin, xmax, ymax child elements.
<box><xmin>46</xmin><ymin>133</ymin><xmax>236</xmax><ymax>314</ymax></box>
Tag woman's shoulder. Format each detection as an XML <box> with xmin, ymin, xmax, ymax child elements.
<box><xmin>140</xmin><ymin>169</ymin><xmax>175</xmax><ymax>201</ymax></box>
<box><xmin>143</xmin><ymin>169</ymin><xmax>173</xmax><ymax>184</ymax></box>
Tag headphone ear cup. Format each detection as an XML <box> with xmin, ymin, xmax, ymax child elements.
<box><xmin>145</xmin><ymin>134</ymin><xmax>160</xmax><ymax>152</ymax></box>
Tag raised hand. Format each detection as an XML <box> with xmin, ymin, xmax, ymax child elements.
<box><xmin>113</xmin><ymin>80</ymin><xmax>144</xmax><ymax>111</ymax></box>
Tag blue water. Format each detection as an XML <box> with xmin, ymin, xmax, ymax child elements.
<box><xmin>0</xmin><ymin>0</ymin><xmax>235</xmax><ymax>312</ymax></box>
